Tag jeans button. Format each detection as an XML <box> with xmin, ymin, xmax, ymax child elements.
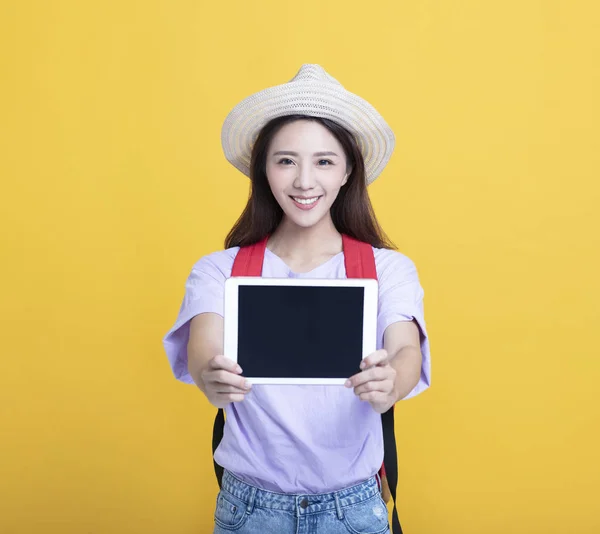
<box><xmin>300</xmin><ymin>498</ymin><xmax>309</xmax><ymax>509</ymax></box>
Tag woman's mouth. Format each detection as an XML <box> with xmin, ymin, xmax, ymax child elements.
<box><xmin>290</xmin><ymin>196</ymin><xmax>322</xmax><ymax>210</ymax></box>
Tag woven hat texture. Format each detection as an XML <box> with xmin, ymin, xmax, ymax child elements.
<box><xmin>221</xmin><ymin>64</ymin><xmax>395</xmax><ymax>185</ymax></box>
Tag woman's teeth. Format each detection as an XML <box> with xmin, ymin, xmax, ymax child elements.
<box><xmin>292</xmin><ymin>197</ymin><xmax>319</xmax><ymax>205</ymax></box>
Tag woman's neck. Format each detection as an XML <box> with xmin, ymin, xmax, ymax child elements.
<box><xmin>267</xmin><ymin>215</ymin><xmax>343</xmax><ymax>262</ymax></box>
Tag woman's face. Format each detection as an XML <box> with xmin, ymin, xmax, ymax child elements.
<box><xmin>265</xmin><ymin>120</ymin><xmax>350</xmax><ymax>229</ymax></box>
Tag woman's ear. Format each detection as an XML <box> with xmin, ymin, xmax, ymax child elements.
<box><xmin>342</xmin><ymin>167</ymin><xmax>352</xmax><ymax>186</ymax></box>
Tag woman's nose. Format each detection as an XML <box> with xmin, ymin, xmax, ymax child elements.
<box><xmin>293</xmin><ymin>165</ymin><xmax>316</xmax><ymax>190</ymax></box>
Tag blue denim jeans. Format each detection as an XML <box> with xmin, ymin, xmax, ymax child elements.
<box><xmin>213</xmin><ymin>470</ymin><xmax>390</xmax><ymax>534</ymax></box>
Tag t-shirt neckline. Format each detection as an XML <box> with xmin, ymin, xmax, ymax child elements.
<box><xmin>264</xmin><ymin>247</ymin><xmax>344</xmax><ymax>277</ymax></box>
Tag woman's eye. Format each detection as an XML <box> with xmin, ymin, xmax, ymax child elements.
<box><xmin>318</xmin><ymin>160</ymin><xmax>333</xmax><ymax>166</ymax></box>
<box><xmin>278</xmin><ymin>158</ymin><xmax>294</xmax><ymax>165</ymax></box>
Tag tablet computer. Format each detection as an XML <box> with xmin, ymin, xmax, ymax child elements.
<box><xmin>223</xmin><ymin>277</ymin><xmax>378</xmax><ymax>385</ymax></box>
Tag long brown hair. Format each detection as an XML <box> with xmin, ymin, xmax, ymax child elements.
<box><xmin>225</xmin><ymin>115</ymin><xmax>395</xmax><ymax>250</ymax></box>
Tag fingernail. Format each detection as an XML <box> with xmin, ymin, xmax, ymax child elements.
<box><xmin>244</xmin><ymin>380</ymin><xmax>252</xmax><ymax>389</ymax></box>
<box><xmin>236</xmin><ymin>365</ymin><xmax>243</xmax><ymax>373</ymax></box>
<box><xmin>344</xmin><ymin>379</ymin><xmax>351</xmax><ymax>387</ymax></box>
<box><xmin>360</xmin><ymin>361</ymin><xmax>366</xmax><ymax>370</ymax></box>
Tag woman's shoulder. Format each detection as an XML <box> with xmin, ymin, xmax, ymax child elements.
<box><xmin>373</xmin><ymin>246</ymin><xmax>420</xmax><ymax>282</ymax></box>
<box><xmin>190</xmin><ymin>246</ymin><xmax>240</xmax><ymax>278</ymax></box>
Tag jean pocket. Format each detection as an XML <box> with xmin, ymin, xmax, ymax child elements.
<box><xmin>342</xmin><ymin>494</ymin><xmax>390</xmax><ymax>534</ymax></box>
<box><xmin>214</xmin><ymin>490</ymin><xmax>250</xmax><ymax>531</ymax></box>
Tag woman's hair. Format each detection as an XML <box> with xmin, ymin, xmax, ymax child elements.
<box><xmin>225</xmin><ymin>114</ymin><xmax>395</xmax><ymax>250</ymax></box>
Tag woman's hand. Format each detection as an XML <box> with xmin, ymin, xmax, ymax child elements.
<box><xmin>345</xmin><ymin>349</ymin><xmax>397</xmax><ymax>414</ymax></box>
<box><xmin>201</xmin><ymin>355</ymin><xmax>252</xmax><ymax>409</ymax></box>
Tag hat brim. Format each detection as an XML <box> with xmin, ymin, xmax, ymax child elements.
<box><xmin>221</xmin><ymin>80</ymin><xmax>395</xmax><ymax>185</ymax></box>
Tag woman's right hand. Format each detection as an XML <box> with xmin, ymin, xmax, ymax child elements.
<box><xmin>201</xmin><ymin>355</ymin><xmax>252</xmax><ymax>408</ymax></box>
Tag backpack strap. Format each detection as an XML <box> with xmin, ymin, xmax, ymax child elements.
<box><xmin>382</xmin><ymin>407</ymin><xmax>402</xmax><ymax>534</ymax></box>
<box><xmin>230</xmin><ymin>237</ymin><xmax>269</xmax><ymax>277</ymax></box>
<box><xmin>341</xmin><ymin>234</ymin><xmax>377</xmax><ymax>279</ymax></box>
<box><xmin>212</xmin><ymin>408</ymin><xmax>225</xmax><ymax>487</ymax></box>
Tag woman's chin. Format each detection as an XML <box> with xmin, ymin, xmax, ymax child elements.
<box><xmin>282</xmin><ymin>209</ymin><xmax>328</xmax><ymax>229</ymax></box>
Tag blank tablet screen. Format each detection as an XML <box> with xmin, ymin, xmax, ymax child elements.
<box><xmin>237</xmin><ymin>285</ymin><xmax>364</xmax><ymax>379</ymax></box>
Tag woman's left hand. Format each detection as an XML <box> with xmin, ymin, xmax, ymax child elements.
<box><xmin>345</xmin><ymin>349</ymin><xmax>397</xmax><ymax>414</ymax></box>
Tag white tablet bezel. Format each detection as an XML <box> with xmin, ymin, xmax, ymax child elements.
<box><xmin>223</xmin><ymin>277</ymin><xmax>379</xmax><ymax>385</ymax></box>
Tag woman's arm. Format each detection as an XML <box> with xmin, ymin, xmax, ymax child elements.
<box><xmin>384</xmin><ymin>320</ymin><xmax>423</xmax><ymax>402</ymax></box>
<box><xmin>187</xmin><ymin>312</ymin><xmax>251</xmax><ymax>408</ymax></box>
<box><xmin>346</xmin><ymin>319</ymin><xmax>423</xmax><ymax>413</ymax></box>
<box><xmin>187</xmin><ymin>312</ymin><xmax>224</xmax><ymax>392</ymax></box>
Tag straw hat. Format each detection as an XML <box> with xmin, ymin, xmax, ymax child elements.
<box><xmin>221</xmin><ymin>64</ymin><xmax>395</xmax><ymax>185</ymax></box>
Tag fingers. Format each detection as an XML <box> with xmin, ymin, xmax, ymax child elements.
<box><xmin>204</xmin><ymin>355</ymin><xmax>249</xmax><ymax>389</ymax></box>
<box><xmin>345</xmin><ymin>350</ymin><xmax>396</xmax><ymax>407</ymax></box>
<box><xmin>353</xmin><ymin>379</ymin><xmax>394</xmax><ymax>397</ymax></box>
<box><xmin>360</xmin><ymin>349</ymin><xmax>389</xmax><ymax>369</ymax></box>
<box><xmin>214</xmin><ymin>384</ymin><xmax>250</xmax><ymax>395</ymax></box>
<box><xmin>208</xmin><ymin>381</ymin><xmax>250</xmax><ymax>406</ymax></box>
<box><xmin>203</xmin><ymin>355</ymin><xmax>252</xmax><ymax>407</ymax></box>
<box><xmin>356</xmin><ymin>390</ymin><xmax>391</xmax><ymax>407</ymax></box>
<box><xmin>210</xmin><ymin>354</ymin><xmax>242</xmax><ymax>374</ymax></box>
<box><xmin>204</xmin><ymin>369</ymin><xmax>251</xmax><ymax>390</ymax></box>
<box><xmin>345</xmin><ymin>364</ymin><xmax>393</xmax><ymax>389</ymax></box>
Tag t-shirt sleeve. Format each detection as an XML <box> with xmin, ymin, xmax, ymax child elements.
<box><xmin>162</xmin><ymin>250</ymin><xmax>236</xmax><ymax>384</ymax></box>
<box><xmin>375</xmin><ymin>249</ymin><xmax>431</xmax><ymax>400</ymax></box>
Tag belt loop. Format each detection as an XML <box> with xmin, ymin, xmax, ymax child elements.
<box><xmin>246</xmin><ymin>486</ymin><xmax>257</xmax><ymax>515</ymax></box>
<box><xmin>334</xmin><ymin>492</ymin><xmax>344</xmax><ymax>521</ymax></box>
<box><xmin>375</xmin><ymin>472</ymin><xmax>382</xmax><ymax>493</ymax></box>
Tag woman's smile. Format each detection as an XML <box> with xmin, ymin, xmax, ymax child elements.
<box><xmin>290</xmin><ymin>195</ymin><xmax>323</xmax><ymax>210</ymax></box>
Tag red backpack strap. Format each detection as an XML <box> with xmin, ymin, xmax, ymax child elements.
<box><xmin>231</xmin><ymin>236</ymin><xmax>269</xmax><ymax>277</ymax></box>
<box><xmin>342</xmin><ymin>234</ymin><xmax>377</xmax><ymax>280</ymax></box>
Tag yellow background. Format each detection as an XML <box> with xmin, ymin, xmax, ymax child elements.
<box><xmin>1</xmin><ymin>1</ymin><xmax>599</xmax><ymax>532</ymax></box>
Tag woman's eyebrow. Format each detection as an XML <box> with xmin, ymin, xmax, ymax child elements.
<box><xmin>272</xmin><ymin>150</ymin><xmax>340</xmax><ymax>157</ymax></box>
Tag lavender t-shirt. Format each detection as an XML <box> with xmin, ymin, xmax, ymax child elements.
<box><xmin>163</xmin><ymin>246</ymin><xmax>431</xmax><ymax>493</ymax></box>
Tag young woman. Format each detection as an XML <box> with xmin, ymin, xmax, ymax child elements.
<box><xmin>163</xmin><ymin>64</ymin><xmax>431</xmax><ymax>534</ymax></box>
